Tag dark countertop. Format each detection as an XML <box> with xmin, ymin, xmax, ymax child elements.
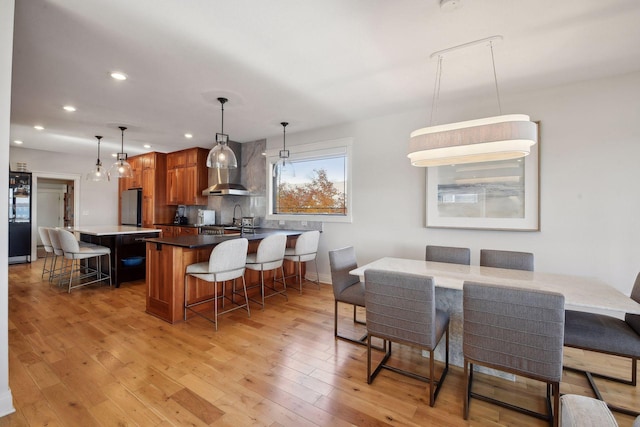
<box><xmin>143</xmin><ymin>228</ymin><xmax>302</xmax><ymax>249</ymax></box>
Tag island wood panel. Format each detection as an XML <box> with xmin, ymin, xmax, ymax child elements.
<box><xmin>145</xmin><ymin>236</ymin><xmax>302</xmax><ymax>323</ymax></box>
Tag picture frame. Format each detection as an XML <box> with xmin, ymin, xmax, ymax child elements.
<box><xmin>426</xmin><ymin>133</ymin><xmax>539</xmax><ymax>231</ymax></box>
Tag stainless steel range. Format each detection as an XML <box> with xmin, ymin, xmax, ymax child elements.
<box><xmin>199</xmin><ymin>226</ymin><xmax>226</xmax><ymax>235</ymax></box>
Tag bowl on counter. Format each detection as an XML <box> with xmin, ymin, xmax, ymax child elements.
<box><xmin>122</xmin><ymin>256</ymin><xmax>145</xmax><ymax>267</ymax></box>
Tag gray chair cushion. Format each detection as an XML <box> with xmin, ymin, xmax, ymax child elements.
<box><xmin>565</xmin><ymin>309</ymin><xmax>640</xmax><ymax>357</ymax></box>
<box><xmin>463</xmin><ymin>281</ymin><xmax>565</xmax><ymax>382</ymax></box>
<box><xmin>338</xmin><ymin>281</ymin><xmax>365</xmax><ymax>307</ymax></box>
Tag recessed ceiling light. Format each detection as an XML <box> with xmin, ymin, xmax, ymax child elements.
<box><xmin>14</xmin><ymin>140</ymin><xmax>23</xmax><ymax>144</ymax></box>
<box><xmin>63</xmin><ymin>105</ymin><xmax>76</xmax><ymax>112</ymax></box>
<box><xmin>143</xmin><ymin>144</ymin><xmax>151</xmax><ymax>149</ymax></box>
<box><xmin>34</xmin><ymin>125</ymin><xmax>44</xmax><ymax>130</ymax></box>
<box><xmin>110</xmin><ymin>71</ymin><xmax>127</xmax><ymax>81</ymax></box>
<box><xmin>184</xmin><ymin>133</ymin><xmax>193</xmax><ymax>139</ymax></box>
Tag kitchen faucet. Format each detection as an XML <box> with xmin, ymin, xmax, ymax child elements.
<box><xmin>233</xmin><ymin>204</ymin><xmax>243</xmax><ymax>228</ymax></box>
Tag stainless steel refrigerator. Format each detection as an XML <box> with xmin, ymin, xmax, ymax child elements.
<box><xmin>9</xmin><ymin>171</ymin><xmax>32</xmax><ymax>263</ymax></box>
<box><xmin>121</xmin><ymin>188</ymin><xmax>142</xmax><ymax>226</ymax></box>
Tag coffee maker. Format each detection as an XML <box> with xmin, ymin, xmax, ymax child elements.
<box><xmin>173</xmin><ymin>205</ymin><xmax>188</xmax><ymax>224</ymax></box>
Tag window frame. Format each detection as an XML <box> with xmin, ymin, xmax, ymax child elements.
<box><xmin>265</xmin><ymin>137</ymin><xmax>353</xmax><ymax>223</ymax></box>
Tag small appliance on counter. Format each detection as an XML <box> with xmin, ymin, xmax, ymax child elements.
<box><xmin>173</xmin><ymin>204</ymin><xmax>188</xmax><ymax>225</ymax></box>
<box><xmin>195</xmin><ymin>209</ymin><xmax>215</xmax><ymax>226</ymax></box>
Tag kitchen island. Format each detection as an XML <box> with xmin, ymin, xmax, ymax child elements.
<box><xmin>72</xmin><ymin>225</ymin><xmax>161</xmax><ymax>287</ymax></box>
<box><xmin>143</xmin><ymin>229</ymin><xmax>303</xmax><ymax>323</ymax></box>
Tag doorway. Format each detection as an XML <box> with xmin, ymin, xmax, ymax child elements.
<box><xmin>31</xmin><ymin>172</ymin><xmax>81</xmax><ymax>260</ymax></box>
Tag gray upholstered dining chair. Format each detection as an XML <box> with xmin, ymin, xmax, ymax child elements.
<box><xmin>563</xmin><ymin>272</ymin><xmax>640</xmax><ymax>417</ymax></box>
<box><xmin>184</xmin><ymin>238</ymin><xmax>250</xmax><ymax>330</ymax></box>
<box><xmin>463</xmin><ymin>281</ymin><xmax>565</xmax><ymax>427</ymax></box>
<box><xmin>245</xmin><ymin>233</ymin><xmax>288</xmax><ymax>309</ymax></box>
<box><xmin>328</xmin><ymin>246</ymin><xmax>367</xmax><ymax>345</ymax></box>
<box><xmin>56</xmin><ymin>228</ymin><xmax>112</xmax><ymax>292</ymax></box>
<box><xmin>283</xmin><ymin>230</ymin><xmax>320</xmax><ymax>293</ymax></box>
<box><xmin>425</xmin><ymin>245</ymin><xmax>470</xmax><ymax>265</ymax></box>
<box><xmin>364</xmin><ymin>269</ymin><xmax>449</xmax><ymax>407</ymax></box>
<box><xmin>479</xmin><ymin>249</ymin><xmax>534</xmax><ymax>271</ymax></box>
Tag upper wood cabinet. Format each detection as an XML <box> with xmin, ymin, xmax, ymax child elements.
<box><xmin>118</xmin><ymin>152</ymin><xmax>172</xmax><ymax>227</ymax></box>
<box><xmin>165</xmin><ymin>147</ymin><xmax>209</xmax><ymax>206</ymax></box>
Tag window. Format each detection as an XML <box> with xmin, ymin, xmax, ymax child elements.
<box><xmin>266</xmin><ymin>137</ymin><xmax>353</xmax><ymax>223</ymax></box>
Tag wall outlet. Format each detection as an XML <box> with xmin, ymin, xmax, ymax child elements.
<box><xmin>279</xmin><ymin>220</ymin><xmax>285</xmax><ymax>225</ymax></box>
<box><xmin>301</xmin><ymin>221</ymin><xmax>308</xmax><ymax>226</ymax></box>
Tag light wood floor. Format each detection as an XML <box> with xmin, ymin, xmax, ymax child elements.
<box><xmin>2</xmin><ymin>259</ymin><xmax>639</xmax><ymax>426</ymax></box>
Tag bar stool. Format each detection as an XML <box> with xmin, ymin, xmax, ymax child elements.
<box><xmin>37</xmin><ymin>226</ymin><xmax>55</xmax><ymax>279</ymax></box>
<box><xmin>184</xmin><ymin>238</ymin><xmax>250</xmax><ymax>330</ymax></box>
<box><xmin>245</xmin><ymin>233</ymin><xmax>288</xmax><ymax>309</ymax></box>
<box><xmin>283</xmin><ymin>230</ymin><xmax>320</xmax><ymax>293</ymax></box>
<box><xmin>56</xmin><ymin>228</ymin><xmax>112</xmax><ymax>292</ymax></box>
<box><xmin>47</xmin><ymin>228</ymin><xmax>67</xmax><ymax>285</ymax></box>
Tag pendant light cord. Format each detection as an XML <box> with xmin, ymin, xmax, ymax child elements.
<box><xmin>489</xmin><ymin>40</ymin><xmax>502</xmax><ymax>115</ymax></box>
<box><xmin>430</xmin><ymin>55</ymin><xmax>443</xmax><ymax>126</ymax></box>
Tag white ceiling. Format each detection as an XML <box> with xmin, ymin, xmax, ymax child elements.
<box><xmin>9</xmin><ymin>0</ymin><xmax>640</xmax><ymax>158</ymax></box>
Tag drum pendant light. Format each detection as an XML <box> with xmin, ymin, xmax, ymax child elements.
<box><xmin>109</xmin><ymin>126</ymin><xmax>133</xmax><ymax>179</ymax></box>
<box><xmin>87</xmin><ymin>135</ymin><xmax>109</xmax><ymax>181</ymax></box>
<box><xmin>206</xmin><ymin>97</ymin><xmax>238</xmax><ymax>169</ymax></box>
<box><xmin>408</xmin><ymin>36</ymin><xmax>537</xmax><ymax>167</ymax></box>
<box><xmin>273</xmin><ymin>122</ymin><xmax>295</xmax><ymax>178</ymax></box>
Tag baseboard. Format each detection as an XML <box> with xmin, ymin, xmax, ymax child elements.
<box><xmin>0</xmin><ymin>389</ymin><xmax>15</xmax><ymax>418</ymax></box>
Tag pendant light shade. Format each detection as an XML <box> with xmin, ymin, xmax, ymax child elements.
<box><xmin>206</xmin><ymin>97</ymin><xmax>238</xmax><ymax>169</ymax></box>
<box><xmin>87</xmin><ymin>135</ymin><xmax>109</xmax><ymax>181</ymax></box>
<box><xmin>109</xmin><ymin>126</ymin><xmax>133</xmax><ymax>179</ymax></box>
<box><xmin>408</xmin><ymin>36</ymin><xmax>537</xmax><ymax>167</ymax></box>
<box><xmin>273</xmin><ymin>122</ymin><xmax>295</xmax><ymax>178</ymax></box>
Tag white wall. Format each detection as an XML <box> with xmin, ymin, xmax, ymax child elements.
<box><xmin>268</xmin><ymin>71</ymin><xmax>640</xmax><ymax>296</ymax></box>
<box><xmin>0</xmin><ymin>0</ymin><xmax>15</xmax><ymax>417</ymax></box>
<box><xmin>9</xmin><ymin>147</ymin><xmax>119</xmax><ymax>228</ymax></box>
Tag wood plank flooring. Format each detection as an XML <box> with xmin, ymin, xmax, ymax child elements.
<box><xmin>2</xmin><ymin>259</ymin><xmax>639</xmax><ymax>426</ymax></box>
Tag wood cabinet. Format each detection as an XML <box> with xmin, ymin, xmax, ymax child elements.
<box><xmin>119</xmin><ymin>152</ymin><xmax>172</xmax><ymax>228</ymax></box>
<box><xmin>165</xmin><ymin>147</ymin><xmax>208</xmax><ymax>206</ymax></box>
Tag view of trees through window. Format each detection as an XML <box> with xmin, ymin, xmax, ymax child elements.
<box><xmin>273</xmin><ymin>156</ymin><xmax>347</xmax><ymax>215</ymax></box>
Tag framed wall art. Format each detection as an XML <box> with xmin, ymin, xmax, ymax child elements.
<box><xmin>426</xmin><ymin>136</ymin><xmax>539</xmax><ymax>231</ymax></box>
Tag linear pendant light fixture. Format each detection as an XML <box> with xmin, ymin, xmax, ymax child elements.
<box><xmin>206</xmin><ymin>97</ymin><xmax>238</xmax><ymax>169</ymax></box>
<box><xmin>87</xmin><ymin>135</ymin><xmax>109</xmax><ymax>182</ymax></box>
<box><xmin>109</xmin><ymin>126</ymin><xmax>133</xmax><ymax>179</ymax></box>
<box><xmin>408</xmin><ymin>36</ymin><xmax>537</xmax><ymax>167</ymax></box>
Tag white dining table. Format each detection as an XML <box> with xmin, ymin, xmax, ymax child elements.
<box><xmin>350</xmin><ymin>257</ymin><xmax>640</xmax><ymax>315</ymax></box>
<box><xmin>350</xmin><ymin>257</ymin><xmax>640</xmax><ymax>373</ymax></box>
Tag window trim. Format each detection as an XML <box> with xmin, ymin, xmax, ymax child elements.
<box><xmin>265</xmin><ymin>137</ymin><xmax>353</xmax><ymax>223</ymax></box>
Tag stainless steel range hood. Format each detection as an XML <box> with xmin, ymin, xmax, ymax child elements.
<box><xmin>202</xmin><ymin>182</ymin><xmax>249</xmax><ymax>196</ymax></box>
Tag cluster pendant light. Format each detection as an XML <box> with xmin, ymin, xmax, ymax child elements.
<box><xmin>408</xmin><ymin>36</ymin><xmax>537</xmax><ymax>167</ymax></box>
<box><xmin>273</xmin><ymin>122</ymin><xmax>295</xmax><ymax>178</ymax></box>
<box><xmin>87</xmin><ymin>135</ymin><xmax>109</xmax><ymax>182</ymax></box>
<box><xmin>109</xmin><ymin>126</ymin><xmax>133</xmax><ymax>179</ymax></box>
<box><xmin>206</xmin><ymin>97</ymin><xmax>238</xmax><ymax>169</ymax></box>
